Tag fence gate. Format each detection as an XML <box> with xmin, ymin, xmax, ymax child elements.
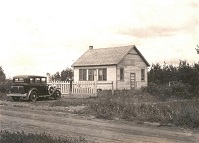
<box><xmin>71</xmin><ymin>81</ymin><xmax>96</xmax><ymax>97</ymax></box>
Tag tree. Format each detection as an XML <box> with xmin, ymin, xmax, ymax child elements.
<box><xmin>47</xmin><ymin>68</ymin><xmax>74</xmax><ymax>82</ymax></box>
<box><xmin>60</xmin><ymin>68</ymin><xmax>73</xmax><ymax>81</ymax></box>
<box><xmin>0</xmin><ymin>66</ymin><xmax>6</xmax><ymax>82</ymax></box>
<box><xmin>52</xmin><ymin>72</ymin><xmax>61</xmax><ymax>81</ymax></box>
<box><xmin>147</xmin><ymin>60</ymin><xmax>199</xmax><ymax>96</ymax></box>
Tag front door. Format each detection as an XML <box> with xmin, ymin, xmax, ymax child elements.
<box><xmin>130</xmin><ymin>73</ymin><xmax>136</xmax><ymax>89</ymax></box>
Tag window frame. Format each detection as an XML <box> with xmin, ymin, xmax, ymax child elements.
<box><xmin>79</xmin><ymin>69</ymin><xmax>87</xmax><ymax>81</ymax></box>
<box><xmin>88</xmin><ymin>69</ymin><xmax>95</xmax><ymax>81</ymax></box>
<box><xmin>141</xmin><ymin>69</ymin><xmax>145</xmax><ymax>81</ymax></box>
<box><xmin>120</xmin><ymin>67</ymin><xmax>124</xmax><ymax>81</ymax></box>
<box><xmin>98</xmin><ymin>68</ymin><xmax>107</xmax><ymax>81</ymax></box>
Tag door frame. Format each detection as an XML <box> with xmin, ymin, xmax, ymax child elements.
<box><xmin>130</xmin><ymin>73</ymin><xmax>136</xmax><ymax>89</ymax></box>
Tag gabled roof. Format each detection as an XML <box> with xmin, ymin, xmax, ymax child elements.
<box><xmin>72</xmin><ymin>45</ymin><xmax>150</xmax><ymax>67</ymax></box>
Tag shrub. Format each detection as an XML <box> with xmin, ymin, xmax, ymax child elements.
<box><xmin>147</xmin><ymin>82</ymin><xmax>193</xmax><ymax>100</ymax></box>
<box><xmin>0</xmin><ymin>80</ymin><xmax>12</xmax><ymax>93</ymax></box>
<box><xmin>147</xmin><ymin>83</ymin><xmax>172</xmax><ymax>101</ymax></box>
<box><xmin>171</xmin><ymin>100</ymin><xmax>199</xmax><ymax>128</ymax></box>
<box><xmin>0</xmin><ymin>82</ymin><xmax>6</xmax><ymax>92</ymax></box>
<box><xmin>171</xmin><ymin>82</ymin><xmax>191</xmax><ymax>98</ymax></box>
<box><xmin>0</xmin><ymin>130</ymin><xmax>91</xmax><ymax>143</ymax></box>
<box><xmin>88</xmin><ymin>90</ymin><xmax>199</xmax><ymax>128</ymax></box>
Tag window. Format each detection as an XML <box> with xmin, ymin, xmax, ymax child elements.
<box><xmin>98</xmin><ymin>68</ymin><xmax>107</xmax><ymax>81</ymax></box>
<box><xmin>35</xmin><ymin>78</ymin><xmax>41</xmax><ymax>83</ymax></box>
<box><xmin>41</xmin><ymin>78</ymin><xmax>46</xmax><ymax>83</ymax></box>
<box><xmin>14</xmin><ymin>78</ymin><xmax>24</xmax><ymax>83</ymax></box>
<box><xmin>141</xmin><ymin>69</ymin><xmax>145</xmax><ymax>81</ymax></box>
<box><xmin>79</xmin><ymin>69</ymin><xmax>87</xmax><ymax>81</ymax></box>
<box><xmin>120</xmin><ymin>68</ymin><xmax>124</xmax><ymax>81</ymax></box>
<box><xmin>88</xmin><ymin>69</ymin><xmax>95</xmax><ymax>81</ymax></box>
<box><xmin>30</xmin><ymin>78</ymin><xmax>35</xmax><ymax>83</ymax></box>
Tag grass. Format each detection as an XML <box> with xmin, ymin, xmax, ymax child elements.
<box><xmin>87</xmin><ymin>91</ymin><xmax>199</xmax><ymax>128</ymax></box>
<box><xmin>49</xmin><ymin>90</ymin><xmax>199</xmax><ymax>128</ymax></box>
<box><xmin>1</xmin><ymin>90</ymin><xmax>199</xmax><ymax>128</ymax></box>
<box><xmin>0</xmin><ymin>130</ymin><xmax>91</xmax><ymax>143</ymax></box>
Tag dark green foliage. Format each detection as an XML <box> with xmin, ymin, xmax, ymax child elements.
<box><xmin>0</xmin><ymin>66</ymin><xmax>6</xmax><ymax>82</ymax></box>
<box><xmin>148</xmin><ymin>62</ymin><xmax>178</xmax><ymax>84</ymax></box>
<box><xmin>171</xmin><ymin>100</ymin><xmax>199</xmax><ymax>128</ymax></box>
<box><xmin>146</xmin><ymin>83</ymin><xmax>172</xmax><ymax>101</ymax></box>
<box><xmin>60</xmin><ymin>68</ymin><xmax>73</xmax><ymax>81</ymax></box>
<box><xmin>171</xmin><ymin>82</ymin><xmax>191</xmax><ymax>98</ymax></box>
<box><xmin>0</xmin><ymin>66</ymin><xmax>11</xmax><ymax>92</ymax></box>
<box><xmin>146</xmin><ymin>82</ymin><xmax>191</xmax><ymax>100</ymax></box>
<box><xmin>90</xmin><ymin>92</ymin><xmax>199</xmax><ymax>128</ymax></box>
<box><xmin>52</xmin><ymin>72</ymin><xmax>61</xmax><ymax>81</ymax></box>
<box><xmin>148</xmin><ymin>60</ymin><xmax>199</xmax><ymax>97</ymax></box>
<box><xmin>0</xmin><ymin>131</ymin><xmax>90</xmax><ymax>143</ymax></box>
<box><xmin>48</xmin><ymin>68</ymin><xmax>73</xmax><ymax>81</ymax></box>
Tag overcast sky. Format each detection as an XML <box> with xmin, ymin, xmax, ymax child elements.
<box><xmin>0</xmin><ymin>0</ymin><xmax>199</xmax><ymax>78</ymax></box>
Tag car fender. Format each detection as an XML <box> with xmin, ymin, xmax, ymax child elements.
<box><xmin>55</xmin><ymin>87</ymin><xmax>61</xmax><ymax>92</ymax></box>
<box><xmin>55</xmin><ymin>87</ymin><xmax>61</xmax><ymax>91</ymax></box>
<box><xmin>27</xmin><ymin>88</ymin><xmax>38</xmax><ymax>98</ymax></box>
<box><xmin>50</xmin><ymin>87</ymin><xmax>61</xmax><ymax>95</ymax></box>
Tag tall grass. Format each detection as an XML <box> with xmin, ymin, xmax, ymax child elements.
<box><xmin>88</xmin><ymin>90</ymin><xmax>199</xmax><ymax>128</ymax></box>
<box><xmin>1</xmin><ymin>86</ymin><xmax>199</xmax><ymax>128</ymax></box>
<box><xmin>0</xmin><ymin>130</ymin><xmax>91</xmax><ymax>143</ymax></box>
<box><xmin>49</xmin><ymin>89</ymin><xmax>199</xmax><ymax>128</ymax></box>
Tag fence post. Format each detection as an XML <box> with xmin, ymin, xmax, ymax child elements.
<box><xmin>94</xmin><ymin>70</ymin><xmax>97</xmax><ymax>97</ymax></box>
<box><xmin>69</xmin><ymin>80</ymin><xmax>72</xmax><ymax>94</ymax></box>
<box><xmin>111</xmin><ymin>81</ymin><xmax>114</xmax><ymax>95</ymax></box>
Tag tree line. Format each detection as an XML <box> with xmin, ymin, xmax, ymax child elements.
<box><xmin>47</xmin><ymin>68</ymin><xmax>73</xmax><ymax>82</ymax></box>
<box><xmin>1</xmin><ymin>60</ymin><xmax>199</xmax><ymax>95</ymax></box>
<box><xmin>148</xmin><ymin>60</ymin><xmax>199</xmax><ymax>95</ymax></box>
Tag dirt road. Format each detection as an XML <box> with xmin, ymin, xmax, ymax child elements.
<box><xmin>0</xmin><ymin>100</ymin><xmax>198</xmax><ymax>143</ymax></box>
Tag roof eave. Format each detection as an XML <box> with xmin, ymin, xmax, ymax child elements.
<box><xmin>73</xmin><ymin>64</ymin><xmax>117</xmax><ymax>68</ymax></box>
<box><xmin>134</xmin><ymin>46</ymin><xmax>150</xmax><ymax>67</ymax></box>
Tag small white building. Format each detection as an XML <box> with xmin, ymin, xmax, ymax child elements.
<box><xmin>72</xmin><ymin>45</ymin><xmax>150</xmax><ymax>90</ymax></box>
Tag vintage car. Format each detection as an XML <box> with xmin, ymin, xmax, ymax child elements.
<box><xmin>6</xmin><ymin>75</ymin><xmax>61</xmax><ymax>101</ymax></box>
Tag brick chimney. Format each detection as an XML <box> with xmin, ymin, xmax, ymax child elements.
<box><xmin>89</xmin><ymin>46</ymin><xmax>93</xmax><ymax>50</ymax></box>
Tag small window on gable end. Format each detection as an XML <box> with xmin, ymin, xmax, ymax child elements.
<box><xmin>141</xmin><ymin>69</ymin><xmax>145</xmax><ymax>81</ymax></box>
<box><xmin>120</xmin><ymin>68</ymin><xmax>124</xmax><ymax>81</ymax></box>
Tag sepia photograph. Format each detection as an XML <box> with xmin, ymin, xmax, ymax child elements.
<box><xmin>0</xmin><ymin>0</ymin><xmax>199</xmax><ymax>142</ymax></box>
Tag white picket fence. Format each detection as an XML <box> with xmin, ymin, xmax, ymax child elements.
<box><xmin>48</xmin><ymin>81</ymin><xmax>97</xmax><ymax>97</ymax></box>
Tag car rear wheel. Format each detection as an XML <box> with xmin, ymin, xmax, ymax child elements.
<box><xmin>12</xmin><ymin>96</ymin><xmax>20</xmax><ymax>101</ymax></box>
<box><xmin>29</xmin><ymin>91</ymin><xmax>38</xmax><ymax>102</ymax></box>
<box><xmin>53</xmin><ymin>90</ymin><xmax>61</xmax><ymax>100</ymax></box>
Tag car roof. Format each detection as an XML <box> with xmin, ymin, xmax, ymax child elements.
<box><xmin>13</xmin><ymin>75</ymin><xmax>47</xmax><ymax>79</ymax></box>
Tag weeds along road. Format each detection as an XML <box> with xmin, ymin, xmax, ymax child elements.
<box><xmin>0</xmin><ymin>100</ymin><xmax>198</xmax><ymax>143</ymax></box>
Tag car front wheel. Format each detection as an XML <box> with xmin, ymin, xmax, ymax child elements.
<box><xmin>29</xmin><ymin>91</ymin><xmax>38</xmax><ymax>102</ymax></box>
<box><xmin>53</xmin><ymin>90</ymin><xmax>61</xmax><ymax>100</ymax></box>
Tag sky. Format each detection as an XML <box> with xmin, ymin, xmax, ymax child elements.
<box><xmin>0</xmin><ymin>0</ymin><xmax>199</xmax><ymax>78</ymax></box>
